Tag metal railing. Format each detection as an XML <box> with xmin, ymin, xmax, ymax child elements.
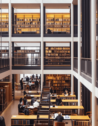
<box><xmin>0</xmin><ymin>58</ymin><xmax>9</xmax><ymax>73</ymax></box>
<box><xmin>73</xmin><ymin>57</ymin><xmax>78</xmax><ymax>70</ymax></box>
<box><xmin>44</xmin><ymin>57</ymin><xmax>71</xmax><ymax>66</ymax></box>
<box><xmin>81</xmin><ymin>58</ymin><xmax>92</xmax><ymax>77</ymax></box>
<box><xmin>12</xmin><ymin>57</ymin><xmax>41</xmax><ymax>66</ymax></box>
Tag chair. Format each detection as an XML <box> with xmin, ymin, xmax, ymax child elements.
<box><xmin>26</xmin><ymin>85</ymin><xmax>29</xmax><ymax>90</ymax></box>
<box><xmin>86</xmin><ymin>111</ymin><xmax>92</xmax><ymax>118</ymax></box>
<box><xmin>54</xmin><ymin>121</ymin><xmax>65</xmax><ymax>126</ymax></box>
<box><xmin>29</xmin><ymin>110</ymin><xmax>34</xmax><ymax>115</ymax></box>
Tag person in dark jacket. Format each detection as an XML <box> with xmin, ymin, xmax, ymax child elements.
<box><xmin>56</xmin><ymin>96</ymin><xmax>62</xmax><ymax>105</ymax></box>
<box><xmin>50</xmin><ymin>86</ymin><xmax>56</xmax><ymax>94</ymax></box>
<box><xmin>23</xmin><ymin>105</ymin><xmax>29</xmax><ymax>115</ymax></box>
<box><xmin>35</xmin><ymin>79</ymin><xmax>38</xmax><ymax>90</ymax></box>
<box><xmin>63</xmin><ymin>86</ymin><xmax>67</xmax><ymax>93</ymax></box>
<box><xmin>31</xmin><ymin>97</ymin><xmax>36</xmax><ymax>105</ymax></box>
<box><xmin>20</xmin><ymin>78</ymin><xmax>23</xmax><ymax>91</ymax></box>
<box><xmin>23</xmin><ymin>98</ymin><xmax>27</xmax><ymax>105</ymax></box>
<box><xmin>0</xmin><ymin>116</ymin><xmax>6</xmax><ymax>126</ymax></box>
<box><xmin>18</xmin><ymin>104</ymin><xmax>24</xmax><ymax>113</ymax></box>
<box><xmin>55</xmin><ymin>112</ymin><xmax>64</xmax><ymax>122</ymax></box>
<box><xmin>23</xmin><ymin>90</ymin><xmax>27</xmax><ymax>95</ymax></box>
<box><xmin>26</xmin><ymin>76</ymin><xmax>29</xmax><ymax>82</ymax></box>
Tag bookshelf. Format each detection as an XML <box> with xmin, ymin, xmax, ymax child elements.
<box><xmin>45</xmin><ymin>13</ymin><xmax>70</xmax><ymax>34</ymax></box>
<box><xmin>45</xmin><ymin>74</ymin><xmax>71</xmax><ymax>94</ymax></box>
<box><xmin>0</xmin><ymin>87</ymin><xmax>7</xmax><ymax>113</ymax></box>
<box><xmin>0</xmin><ymin>13</ymin><xmax>9</xmax><ymax>36</ymax></box>
<box><xmin>44</xmin><ymin>46</ymin><xmax>71</xmax><ymax>66</ymax></box>
<box><xmin>14</xmin><ymin>13</ymin><xmax>40</xmax><ymax>35</ymax></box>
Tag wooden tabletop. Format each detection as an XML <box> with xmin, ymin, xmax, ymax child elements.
<box><xmin>43</xmin><ymin>106</ymin><xmax>84</xmax><ymax>109</ymax></box>
<box><xmin>26</xmin><ymin>94</ymin><xmax>76</xmax><ymax>98</ymax></box>
<box><xmin>11</xmin><ymin>115</ymin><xmax>89</xmax><ymax>120</ymax></box>
<box><xmin>27</xmin><ymin>99</ymin><xmax>78</xmax><ymax>103</ymax></box>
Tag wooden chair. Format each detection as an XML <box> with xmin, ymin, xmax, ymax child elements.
<box><xmin>26</xmin><ymin>85</ymin><xmax>29</xmax><ymax>90</ymax></box>
<box><xmin>29</xmin><ymin>110</ymin><xmax>34</xmax><ymax>115</ymax></box>
<box><xmin>54</xmin><ymin>121</ymin><xmax>65</xmax><ymax>126</ymax></box>
<box><xmin>86</xmin><ymin>111</ymin><xmax>92</xmax><ymax>118</ymax></box>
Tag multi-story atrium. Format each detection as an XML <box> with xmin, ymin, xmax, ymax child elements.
<box><xmin>0</xmin><ymin>0</ymin><xmax>98</xmax><ymax>126</ymax></box>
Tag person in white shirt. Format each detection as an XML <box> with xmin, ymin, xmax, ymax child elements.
<box><xmin>33</xmin><ymin>100</ymin><xmax>39</xmax><ymax>108</ymax></box>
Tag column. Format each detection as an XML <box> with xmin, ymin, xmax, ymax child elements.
<box><xmin>71</xmin><ymin>2</ymin><xmax>74</xmax><ymax>95</ymax></box>
<box><xmin>9</xmin><ymin>0</ymin><xmax>12</xmax><ymax>81</ymax></box>
<box><xmin>41</xmin><ymin>0</ymin><xmax>43</xmax><ymax>91</ymax></box>
<box><xmin>91</xmin><ymin>0</ymin><xmax>96</xmax><ymax>126</ymax></box>
<box><xmin>78</xmin><ymin>0</ymin><xmax>81</xmax><ymax>106</ymax></box>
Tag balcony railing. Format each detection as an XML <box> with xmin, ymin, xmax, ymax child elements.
<box><xmin>73</xmin><ymin>57</ymin><xmax>78</xmax><ymax>71</ymax></box>
<box><xmin>12</xmin><ymin>57</ymin><xmax>41</xmax><ymax>66</ymax></box>
<box><xmin>0</xmin><ymin>58</ymin><xmax>9</xmax><ymax>73</ymax></box>
<box><xmin>81</xmin><ymin>58</ymin><xmax>92</xmax><ymax>77</ymax></box>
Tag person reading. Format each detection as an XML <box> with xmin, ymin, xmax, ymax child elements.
<box><xmin>23</xmin><ymin>105</ymin><xmax>29</xmax><ymax>115</ymax></box>
<box><xmin>56</xmin><ymin>96</ymin><xmax>62</xmax><ymax>105</ymax></box>
<box><xmin>33</xmin><ymin>99</ymin><xmax>39</xmax><ymax>108</ymax></box>
<box><xmin>55</xmin><ymin>112</ymin><xmax>64</xmax><ymax>122</ymax></box>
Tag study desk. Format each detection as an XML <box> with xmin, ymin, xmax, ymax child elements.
<box><xmin>25</xmin><ymin>94</ymin><xmax>76</xmax><ymax>99</ymax></box>
<box><xmin>27</xmin><ymin>99</ymin><xmax>78</xmax><ymax>105</ymax></box>
<box><xmin>26</xmin><ymin>91</ymin><xmax>41</xmax><ymax>95</ymax></box>
<box><xmin>11</xmin><ymin>115</ymin><xmax>89</xmax><ymax>120</ymax></box>
<box><xmin>49</xmin><ymin>106</ymin><xmax>84</xmax><ymax>115</ymax></box>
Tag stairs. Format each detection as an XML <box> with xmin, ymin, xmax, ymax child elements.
<box><xmin>35</xmin><ymin>86</ymin><xmax>51</xmax><ymax>126</ymax></box>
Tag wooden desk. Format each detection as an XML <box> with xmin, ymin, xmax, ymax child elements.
<box><xmin>11</xmin><ymin>115</ymin><xmax>89</xmax><ymax>120</ymax></box>
<box><xmin>25</xmin><ymin>94</ymin><xmax>76</xmax><ymax>99</ymax></box>
<box><xmin>49</xmin><ymin>106</ymin><xmax>84</xmax><ymax>115</ymax></box>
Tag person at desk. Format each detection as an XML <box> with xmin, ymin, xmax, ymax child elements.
<box><xmin>23</xmin><ymin>90</ymin><xmax>27</xmax><ymax>95</ymax></box>
<box><xmin>35</xmin><ymin>79</ymin><xmax>38</xmax><ymax>90</ymax></box>
<box><xmin>64</xmin><ymin>89</ymin><xmax>68</xmax><ymax>96</ymax></box>
<box><xmin>55</xmin><ymin>112</ymin><xmax>64</xmax><ymax>122</ymax></box>
<box><xmin>26</xmin><ymin>76</ymin><xmax>29</xmax><ymax>82</ymax></box>
<box><xmin>23</xmin><ymin>98</ymin><xmax>27</xmax><ymax>105</ymax></box>
<box><xmin>50</xmin><ymin>86</ymin><xmax>56</xmax><ymax>94</ymax></box>
<box><xmin>33</xmin><ymin>99</ymin><xmax>39</xmax><ymax>107</ymax></box>
<box><xmin>18</xmin><ymin>103</ymin><xmax>24</xmax><ymax>113</ymax></box>
<box><xmin>19</xmin><ymin>98</ymin><xmax>23</xmax><ymax>105</ymax></box>
<box><xmin>56</xmin><ymin>96</ymin><xmax>62</xmax><ymax>105</ymax></box>
<box><xmin>23</xmin><ymin>105</ymin><xmax>29</xmax><ymax>115</ymax></box>
<box><xmin>31</xmin><ymin>97</ymin><xmax>36</xmax><ymax>105</ymax></box>
<box><xmin>20</xmin><ymin>78</ymin><xmax>23</xmax><ymax>92</ymax></box>
<box><xmin>63</xmin><ymin>86</ymin><xmax>67</xmax><ymax>93</ymax></box>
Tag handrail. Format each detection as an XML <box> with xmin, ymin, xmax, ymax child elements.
<box><xmin>44</xmin><ymin>57</ymin><xmax>71</xmax><ymax>58</ymax></box>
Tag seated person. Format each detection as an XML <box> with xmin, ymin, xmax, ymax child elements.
<box><xmin>23</xmin><ymin>90</ymin><xmax>27</xmax><ymax>95</ymax></box>
<box><xmin>64</xmin><ymin>89</ymin><xmax>68</xmax><ymax>96</ymax></box>
<box><xmin>23</xmin><ymin>98</ymin><xmax>27</xmax><ymax>105</ymax></box>
<box><xmin>18</xmin><ymin>104</ymin><xmax>24</xmax><ymax>113</ymax></box>
<box><xmin>31</xmin><ymin>97</ymin><xmax>36</xmax><ymax>105</ymax></box>
<box><xmin>33</xmin><ymin>99</ymin><xmax>39</xmax><ymax>108</ymax></box>
<box><xmin>19</xmin><ymin>98</ymin><xmax>23</xmax><ymax>105</ymax></box>
<box><xmin>56</xmin><ymin>96</ymin><xmax>62</xmax><ymax>105</ymax></box>
<box><xmin>35</xmin><ymin>79</ymin><xmax>38</xmax><ymax>88</ymax></box>
<box><xmin>23</xmin><ymin>105</ymin><xmax>29</xmax><ymax>115</ymax></box>
<box><xmin>50</xmin><ymin>86</ymin><xmax>56</xmax><ymax>94</ymax></box>
<box><xmin>55</xmin><ymin>112</ymin><xmax>64</xmax><ymax>122</ymax></box>
<box><xmin>63</xmin><ymin>86</ymin><xmax>67</xmax><ymax>93</ymax></box>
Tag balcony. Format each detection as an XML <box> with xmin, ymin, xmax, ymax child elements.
<box><xmin>0</xmin><ymin>58</ymin><xmax>9</xmax><ymax>73</ymax></box>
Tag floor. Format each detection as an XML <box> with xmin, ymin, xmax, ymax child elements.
<box><xmin>1</xmin><ymin>100</ymin><xmax>19</xmax><ymax>126</ymax></box>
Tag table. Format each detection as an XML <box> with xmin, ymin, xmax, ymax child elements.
<box><xmin>49</xmin><ymin>106</ymin><xmax>84</xmax><ymax>115</ymax></box>
<box><xmin>11</xmin><ymin>115</ymin><xmax>89</xmax><ymax>120</ymax></box>
<box><xmin>25</xmin><ymin>94</ymin><xmax>76</xmax><ymax>99</ymax></box>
